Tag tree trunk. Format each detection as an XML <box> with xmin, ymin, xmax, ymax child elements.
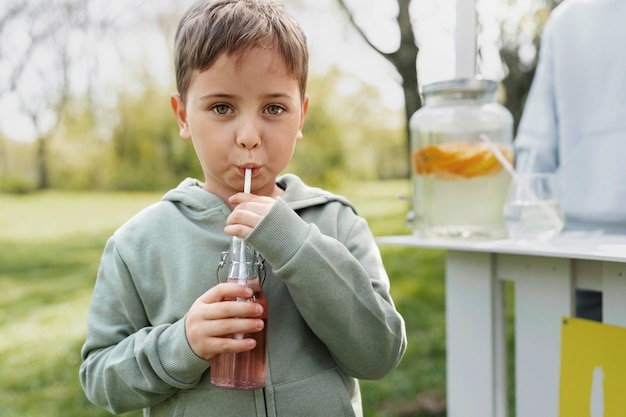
<box><xmin>336</xmin><ymin>0</ymin><xmax>421</xmax><ymax>178</ymax></box>
<box><xmin>399</xmin><ymin>57</ymin><xmax>421</xmax><ymax>177</ymax></box>
<box><xmin>36</xmin><ymin>135</ymin><xmax>49</xmax><ymax>189</ymax></box>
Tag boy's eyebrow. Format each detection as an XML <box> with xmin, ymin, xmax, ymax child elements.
<box><xmin>261</xmin><ymin>92</ymin><xmax>297</xmax><ymax>101</ymax></box>
<box><xmin>197</xmin><ymin>93</ymin><xmax>237</xmax><ymax>101</ymax></box>
<box><xmin>197</xmin><ymin>92</ymin><xmax>297</xmax><ymax>101</ymax></box>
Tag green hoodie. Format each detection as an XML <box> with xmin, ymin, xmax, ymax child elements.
<box><xmin>80</xmin><ymin>174</ymin><xmax>407</xmax><ymax>417</ymax></box>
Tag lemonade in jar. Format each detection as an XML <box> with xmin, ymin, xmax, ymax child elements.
<box><xmin>410</xmin><ymin>79</ymin><xmax>514</xmax><ymax>239</ymax></box>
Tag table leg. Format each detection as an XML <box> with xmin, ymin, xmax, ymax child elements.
<box><xmin>446</xmin><ymin>251</ymin><xmax>506</xmax><ymax>417</ymax></box>
<box><xmin>507</xmin><ymin>255</ymin><xmax>573</xmax><ymax>417</ymax></box>
<box><xmin>602</xmin><ymin>261</ymin><xmax>626</xmax><ymax>327</ymax></box>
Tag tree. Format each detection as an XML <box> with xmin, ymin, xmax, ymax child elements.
<box><xmin>497</xmin><ymin>0</ymin><xmax>562</xmax><ymax>134</ymax></box>
<box><xmin>335</xmin><ymin>0</ymin><xmax>419</xmax><ymax>176</ymax></box>
<box><xmin>335</xmin><ymin>0</ymin><xmax>565</xmax><ymax>145</ymax></box>
<box><xmin>286</xmin><ymin>68</ymin><xmax>405</xmax><ymax>185</ymax></box>
<box><xmin>108</xmin><ymin>84</ymin><xmax>201</xmax><ymax>191</ymax></box>
<box><xmin>0</xmin><ymin>0</ymin><xmax>107</xmax><ymax>189</ymax></box>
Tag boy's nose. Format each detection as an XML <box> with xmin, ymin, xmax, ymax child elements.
<box><xmin>236</xmin><ymin>117</ymin><xmax>261</xmax><ymax>149</ymax></box>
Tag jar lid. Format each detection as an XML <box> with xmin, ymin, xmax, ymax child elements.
<box><xmin>422</xmin><ymin>78</ymin><xmax>496</xmax><ymax>99</ymax></box>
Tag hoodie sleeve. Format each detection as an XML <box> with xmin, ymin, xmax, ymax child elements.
<box><xmin>79</xmin><ymin>236</ymin><xmax>210</xmax><ymax>414</ymax></box>
<box><xmin>514</xmin><ymin>15</ymin><xmax>560</xmax><ymax>173</ymax></box>
<box><xmin>247</xmin><ymin>198</ymin><xmax>407</xmax><ymax>380</ymax></box>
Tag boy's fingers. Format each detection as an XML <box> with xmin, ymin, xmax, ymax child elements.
<box><xmin>208</xmin><ymin>317</ymin><xmax>265</xmax><ymax>337</ymax></box>
<box><xmin>201</xmin><ymin>300</ymin><xmax>264</xmax><ymax>321</ymax></box>
<box><xmin>229</xmin><ymin>193</ymin><xmax>276</xmax><ymax>210</ymax></box>
<box><xmin>212</xmin><ymin>337</ymin><xmax>257</xmax><ymax>355</ymax></box>
<box><xmin>223</xmin><ymin>223</ymin><xmax>253</xmax><ymax>238</ymax></box>
<box><xmin>228</xmin><ymin>192</ymin><xmax>256</xmax><ymax>204</ymax></box>
<box><xmin>188</xmin><ymin>318</ymin><xmax>265</xmax><ymax>359</ymax></box>
<box><xmin>197</xmin><ymin>336</ymin><xmax>257</xmax><ymax>359</ymax></box>
<box><xmin>198</xmin><ymin>283</ymin><xmax>252</xmax><ymax>303</ymax></box>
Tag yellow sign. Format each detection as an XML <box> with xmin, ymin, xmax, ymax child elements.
<box><xmin>560</xmin><ymin>317</ymin><xmax>626</xmax><ymax>417</ymax></box>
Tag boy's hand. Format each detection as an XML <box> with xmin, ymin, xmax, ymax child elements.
<box><xmin>225</xmin><ymin>193</ymin><xmax>276</xmax><ymax>238</ymax></box>
<box><xmin>185</xmin><ymin>283</ymin><xmax>265</xmax><ymax>360</ymax></box>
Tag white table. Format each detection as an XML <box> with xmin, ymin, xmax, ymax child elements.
<box><xmin>377</xmin><ymin>233</ymin><xmax>626</xmax><ymax>417</ymax></box>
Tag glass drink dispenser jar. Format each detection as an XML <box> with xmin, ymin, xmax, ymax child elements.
<box><xmin>409</xmin><ymin>78</ymin><xmax>514</xmax><ymax>239</ymax></box>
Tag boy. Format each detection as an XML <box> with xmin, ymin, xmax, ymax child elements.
<box><xmin>79</xmin><ymin>0</ymin><xmax>407</xmax><ymax>416</ymax></box>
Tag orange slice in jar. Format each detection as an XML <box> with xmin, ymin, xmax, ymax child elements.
<box><xmin>413</xmin><ymin>141</ymin><xmax>514</xmax><ymax>179</ymax></box>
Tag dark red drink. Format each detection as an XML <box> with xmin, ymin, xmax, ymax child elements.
<box><xmin>210</xmin><ymin>276</ymin><xmax>267</xmax><ymax>389</ymax></box>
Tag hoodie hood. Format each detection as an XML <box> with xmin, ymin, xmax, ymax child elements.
<box><xmin>277</xmin><ymin>174</ymin><xmax>356</xmax><ymax>213</ymax></box>
<box><xmin>161</xmin><ymin>174</ymin><xmax>357</xmax><ymax>215</ymax></box>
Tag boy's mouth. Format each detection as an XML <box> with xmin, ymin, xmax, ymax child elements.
<box><xmin>239</xmin><ymin>166</ymin><xmax>259</xmax><ymax>176</ymax></box>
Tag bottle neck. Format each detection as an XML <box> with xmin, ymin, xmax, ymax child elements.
<box><xmin>226</xmin><ymin>236</ymin><xmax>265</xmax><ymax>283</ymax></box>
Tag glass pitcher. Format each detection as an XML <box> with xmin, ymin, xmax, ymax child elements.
<box><xmin>410</xmin><ymin>78</ymin><xmax>514</xmax><ymax>239</ymax></box>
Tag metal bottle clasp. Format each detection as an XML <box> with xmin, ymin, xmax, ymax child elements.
<box><xmin>215</xmin><ymin>251</ymin><xmax>266</xmax><ymax>286</ymax></box>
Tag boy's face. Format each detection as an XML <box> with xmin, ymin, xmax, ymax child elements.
<box><xmin>171</xmin><ymin>47</ymin><xmax>308</xmax><ymax>201</ymax></box>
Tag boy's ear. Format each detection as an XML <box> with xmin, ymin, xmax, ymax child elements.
<box><xmin>296</xmin><ymin>95</ymin><xmax>309</xmax><ymax>142</ymax></box>
<box><xmin>170</xmin><ymin>93</ymin><xmax>191</xmax><ymax>140</ymax></box>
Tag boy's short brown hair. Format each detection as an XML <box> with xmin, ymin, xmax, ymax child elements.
<box><xmin>174</xmin><ymin>0</ymin><xmax>309</xmax><ymax>103</ymax></box>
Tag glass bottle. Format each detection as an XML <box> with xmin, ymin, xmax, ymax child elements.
<box><xmin>211</xmin><ymin>237</ymin><xmax>267</xmax><ymax>389</ymax></box>
<box><xmin>409</xmin><ymin>78</ymin><xmax>514</xmax><ymax>239</ymax></box>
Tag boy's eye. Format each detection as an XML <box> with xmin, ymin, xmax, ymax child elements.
<box><xmin>265</xmin><ymin>105</ymin><xmax>284</xmax><ymax>116</ymax></box>
<box><xmin>212</xmin><ymin>104</ymin><xmax>231</xmax><ymax>115</ymax></box>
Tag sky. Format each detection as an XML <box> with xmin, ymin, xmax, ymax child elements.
<box><xmin>0</xmin><ymin>0</ymin><xmax>508</xmax><ymax>142</ymax></box>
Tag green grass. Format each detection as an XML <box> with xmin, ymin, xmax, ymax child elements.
<box><xmin>0</xmin><ymin>181</ymin><xmax>449</xmax><ymax>417</ymax></box>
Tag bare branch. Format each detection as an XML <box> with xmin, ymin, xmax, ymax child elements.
<box><xmin>334</xmin><ymin>0</ymin><xmax>395</xmax><ymax>62</ymax></box>
<box><xmin>0</xmin><ymin>2</ymin><xmax>27</xmax><ymax>31</ymax></box>
<box><xmin>335</xmin><ymin>0</ymin><xmax>421</xmax><ymax>175</ymax></box>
